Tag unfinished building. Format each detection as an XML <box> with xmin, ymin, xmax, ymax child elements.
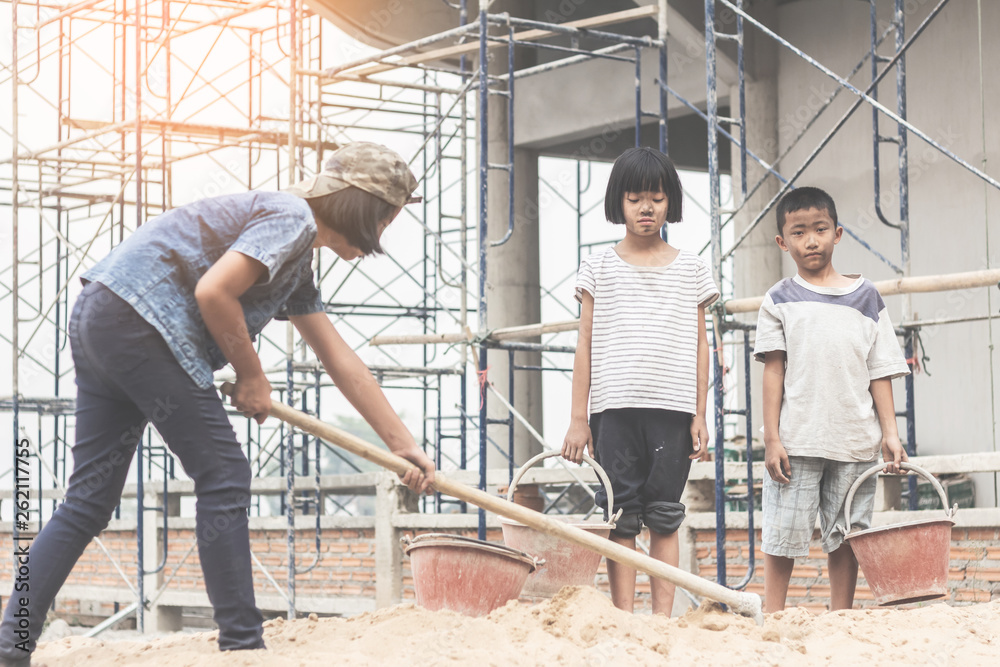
<box><xmin>2</xmin><ymin>0</ymin><xmax>999</xmax><ymax>631</ymax></box>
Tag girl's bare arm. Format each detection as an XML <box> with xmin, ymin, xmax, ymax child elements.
<box><xmin>562</xmin><ymin>291</ymin><xmax>595</xmax><ymax>463</ymax></box>
<box><xmin>690</xmin><ymin>305</ymin><xmax>711</xmax><ymax>461</ymax></box>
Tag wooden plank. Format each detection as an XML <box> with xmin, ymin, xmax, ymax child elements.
<box><xmin>901</xmin><ymin>452</ymin><xmax>1000</xmax><ymax>475</ymax></box>
<box><xmin>369</xmin><ymin>331</ymin><xmax>469</xmax><ymax>346</ymax></box>
<box><xmin>61</xmin><ymin>117</ymin><xmax>339</xmax><ymax>151</ymax></box>
<box><xmin>344</xmin><ymin>5</ymin><xmax>658</xmax><ymax>78</ymax></box>
<box><xmin>491</xmin><ymin>319</ymin><xmax>580</xmax><ymax>340</ymax></box>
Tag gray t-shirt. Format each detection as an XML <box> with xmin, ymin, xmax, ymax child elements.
<box><xmin>82</xmin><ymin>191</ymin><xmax>323</xmax><ymax>389</ymax></box>
<box><xmin>753</xmin><ymin>274</ymin><xmax>910</xmax><ymax>462</ymax></box>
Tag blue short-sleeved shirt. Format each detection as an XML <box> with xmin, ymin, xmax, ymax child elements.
<box><xmin>82</xmin><ymin>191</ymin><xmax>324</xmax><ymax>389</ymax></box>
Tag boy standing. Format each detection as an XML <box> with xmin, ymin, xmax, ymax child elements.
<box><xmin>753</xmin><ymin>187</ymin><xmax>910</xmax><ymax>613</ymax></box>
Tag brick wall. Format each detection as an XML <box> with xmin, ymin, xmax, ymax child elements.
<box><xmin>692</xmin><ymin>526</ymin><xmax>1000</xmax><ymax>611</ymax></box>
<box><xmin>246</xmin><ymin>528</ymin><xmax>377</xmax><ymax>599</ymax></box>
<box><xmin>0</xmin><ymin>528</ymin><xmax>140</xmax><ymax>625</ymax></box>
<box><xmin>949</xmin><ymin>528</ymin><xmax>1000</xmax><ymax>602</ymax></box>
<box><xmin>4</xmin><ymin>521</ymin><xmax>997</xmax><ymax>623</ymax></box>
<box><xmin>0</xmin><ymin>524</ymin><xmax>382</xmax><ymax>621</ymax></box>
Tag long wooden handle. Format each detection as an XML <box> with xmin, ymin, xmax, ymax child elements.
<box><xmin>371</xmin><ymin>268</ymin><xmax>1000</xmax><ymax>346</ymax></box>
<box><xmin>220</xmin><ymin>383</ymin><xmax>762</xmax><ymax>620</ymax></box>
<box><xmin>723</xmin><ymin>267</ymin><xmax>1000</xmax><ymax>314</ymax></box>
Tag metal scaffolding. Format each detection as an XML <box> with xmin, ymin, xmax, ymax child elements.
<box><xmin>703</xmin><ymin>0</ymin><xmax>1000</xmax><ymax>589</ymax></box>
<box><xmin>3</xmin><ymin>0</ymin><xmax>999</xmax><ymax>630</ymax></box>
<box><xmin>1</xmin><ymin>0</ymin><xmax>480</xmax><ymax>627</ymax></box>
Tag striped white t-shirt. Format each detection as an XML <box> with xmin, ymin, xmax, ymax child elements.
<box><xmin>575</xmin><ymin>247</ymin><xmax>720</xmax><ymax>415</ymax></box>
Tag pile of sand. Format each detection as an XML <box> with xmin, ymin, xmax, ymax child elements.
<box><xmin>34</xmin><ymin>587</ymin><xmax>998</xmax><ymax>666</ymax></box>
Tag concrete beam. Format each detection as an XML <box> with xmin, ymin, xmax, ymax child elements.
<box><xmin>514</xmin><ymin>45</ymin><xmax>730</xmax><ymax>151</ymax></box>
<box><xmin>345</xmin><ymin>6</ymin><xmax>659</xmax><ymax>79</ymax></box>
<box><xmin>57</xmin><ymin>585</ymin><xmax>135</xmax><ymax>606</ymax></box>
<box><xmin>633</xmin><ymin>0</ymin><xmax>739</xmax><ymax>82</ymax></box>
<box><xmin>897</xmin><ymin>452</ymin><xmax>1000</xmax><ymax>475</ymax></box>
<box><xmin>393</xmin><ymin>512</ymin><xmax>503</xmax><ymax>530</ymax></box>
<box><xmin>513</xmin><ymin>0</ymin><xmax>738</xmax><ymax>151</ymax></box>
<box><xmin>56</xmin><ymin>586</ymin><xmax>373</xmax><ymax>617</ymax></box>
<box><xmin>33</xmin><ymin>473</ymin><xmax>383</xmax><ymax>502</ymax></box>
<box><xmin>152</xmin><ymin>590</ymin><xmax>377</xmax><ymax>616</ymax></box>
<box><xmin>304</xmin><ymin>0</ymin><xmax>464</xmax><ymax>52</ymax></box>
<box><xmin>112</xmin><ymin>516</ymin><xmax>378</xmax><ymax>532</ymax></box>
<box><xmin>445</xmin><ymin>467</ymin><xmax>599</xmax><ymax>487</ymax></box>
<box><xmin>245</xmin><ymin>473</ymin><xmax>380</xmax><ymax>496</ymax></box>
<box><xmin>536</xmin><ymin>111</ymin><xmax>732</xmax><ymax>172</ymax></box>
<box><xmin>22</xmin><ymin>453</ymin><xmax>998</xmax><ymax>515</ymax></box>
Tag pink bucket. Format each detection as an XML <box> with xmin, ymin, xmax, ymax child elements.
<box><xmin>842</xmin><ymin>462</ymin><xmax>956</xmax><ymax>606</ymax></box>
<box><xmin>402</xmin><ymin>533</ymin><xmax>541</xmax><ymax>616</ymax></box>
<box><xmin>500</xmin><ymin>451</ymin><xmax>619</xmax><ymax>597</ymax></box>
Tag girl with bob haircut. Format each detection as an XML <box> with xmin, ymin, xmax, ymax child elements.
<box><xmin>563</xmin><ymin>146</ymin><xmax>719</xmax><ymax>615</ymax></box>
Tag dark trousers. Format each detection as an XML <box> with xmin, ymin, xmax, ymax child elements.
<box><xmin>0</xmin><ymin>282</ymin><xmax>263</xmax><ymax>658</ymax></box>
<box><xmin>590</xmin><ymin>408</ymin><xmax>693</xmax><ymax>535</ymax></box>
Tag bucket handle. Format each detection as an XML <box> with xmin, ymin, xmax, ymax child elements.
<box><xmin>400</xmin><ymin>534</ymin><xmax>545</xmax><ymax>572</ymax></box>
<box><xmin>505</xmin><ymin>450</ymin><xmax>623</xmax><ymax>526</ymax></box>
<box><xmin>839</xmin><ymin>461</ymin><xmax>956</xmax><ymax>536</ymax></box>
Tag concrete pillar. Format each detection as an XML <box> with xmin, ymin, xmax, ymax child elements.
<box><xmin>673</xmin><ymin>524</ymin><xmax>697</xmax><ymax>617</ymax></box>
<box><xmin>143</xmin><ymin>490</ymin><xmax>183</xmax><ymax>632</ymax></box>
<box><xmin>374</xmin><ymin>473</ymin><xmax>404</xmax><ymax>608</ymax></box>
<box><xmin>485</xmin><ymin>149</ymin><xmax>543</xmax><ymax>469</ymax></box>
<box><xmin>482</xmin><ymin>0</ymin><xmax>544</xmax><ymax>472</ymax></box>
<box><xmin>730</xmin><ymin>0</ymin><xmax>782</xmax><ymax>445</ymax></box>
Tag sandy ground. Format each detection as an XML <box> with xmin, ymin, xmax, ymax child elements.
<box><xmin>32</xmin><ymin>587</ymin><xmax>998</xmax><ymax>666</ymax></box>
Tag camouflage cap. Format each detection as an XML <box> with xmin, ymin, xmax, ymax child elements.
<box><xmin>284</xmin><ymin>142</ymin><xmax>419</xmax><ymax>207</ymax></box>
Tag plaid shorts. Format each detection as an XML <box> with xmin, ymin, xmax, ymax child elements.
<box><xmin>761</xmin><ymin>456</ymin><xmax>878</xmax><ymax>558</ymax></box>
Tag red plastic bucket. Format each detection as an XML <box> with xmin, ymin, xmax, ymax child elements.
<box><xmin>402</xmin><ymin>533</ymin><xmax>541</xmax><ymax>616</ymax></box>
<box><xmin>500</xmin><ymin>451</ymin><xmax>620</xmax><ymax>597</ymax></box>
<box><xmin>842</xmin><ymin>462</ymin><xmax>956</xmax><ymax>606</ymax></box>
<box><xmin>500</xmin><ymin>519</ymin><xmax>611</xmax><ymax>596</ymax></box>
